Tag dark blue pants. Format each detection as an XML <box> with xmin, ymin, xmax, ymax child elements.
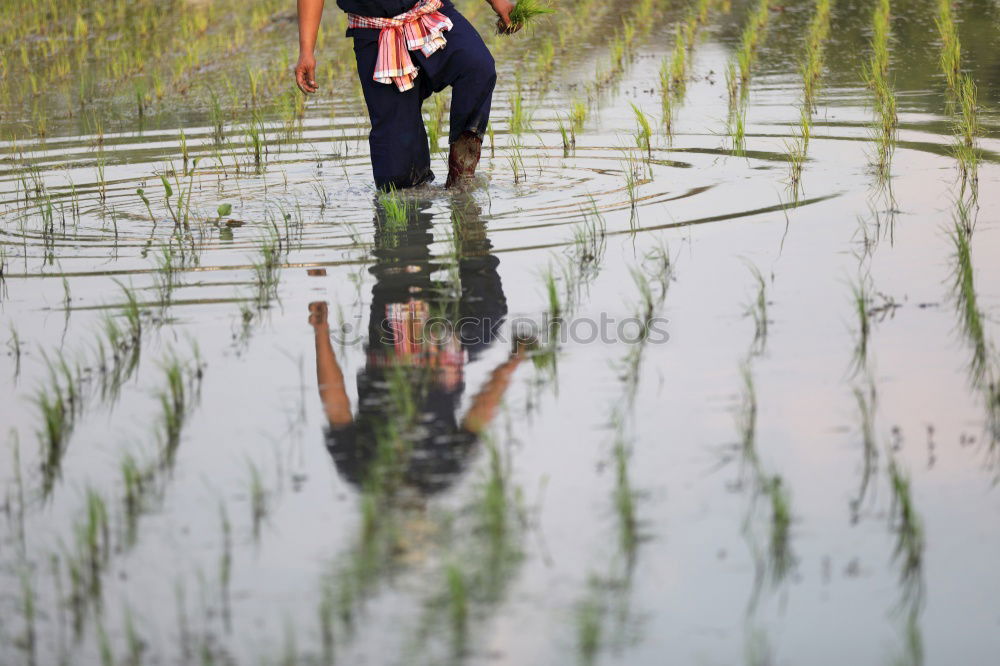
<box><xmin>350</xmin><ymin>4</ymin><xmax>496</xmax><ymax>189</ymax></box>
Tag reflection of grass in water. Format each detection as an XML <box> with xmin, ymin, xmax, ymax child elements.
<box><xmin>949</xmin><ymin>220</ymin><xmax>987</xmax><ymax>384</ymax></box>
<box><xmin>850</xmin><ymin>275</ymin><xmax>872</xmax><ymax>376</ymax></box>
<box><xmin>18</xmin><ymin>568</ymin><xmax>37</xmax><ymax>664</ymax></box>
<box><xmin>120</xmin><ymin>453</ymin><xmax>153</xmax><ymax>547</ymax></box>
<box><xmin>887</xmin><ymin>453</ymin><xmax>924</xmax><ymax>600</ymax></box>
<box><xmin>613</xmin><ymin>431</ymin><xmax>638</xmax><ymax>557</ymax></box>
<box><xmin>744</xmin><ymin>262</ymin><xmax>768</xmax><ymax>356</ymax></box>
<box><xmin>36</xmin><ymin>352</ymin><xmax>84</xmax><ymax>497</ymax></box>
<box><xmin>158</xmin><ymin>353</ymin><xmax>190</xmax><ymax>467</ymax></box>
<box><xmin>765</xmin><ymin>475</ymin><xmax>792</xmax><ymax>581</ymax></box>
<box><xmin>247</xmin><ymin>458</ymin><xmax>268</xmax><ymax>541</ymax></box>
<box><xmin>850</xmin><ymin>379</ymin><xmax>879</xmax><ymax>521</ymax></box>
<box><xmin>738</xmin><ymin>362</ymin><xmax>759</xmax><ymax>472</ymax></box>
<box><xmin>576</xmin><ymin>581</ymin><xmax>604</xmax><ymax>666</ymax></box>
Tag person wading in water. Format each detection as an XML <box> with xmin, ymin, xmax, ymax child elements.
<box><xmin>295</xmin><ymin>0</ymin><xmax>517</xmax><ymax>189</ymax></box>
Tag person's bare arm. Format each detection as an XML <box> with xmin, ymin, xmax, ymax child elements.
<box><xmin>462</xmin><ymin>353</ymin><xmax>523</xmax><ymax>434</ymax></box>
<box><xmin>310</xmin><ymin>302</ymin><xmax>354</xmax><ymax>426</ymax></box>
<box><xmin>296</xmin><ymin>0</ymin><xmax>325</xmax><ymax>94</ymax></box>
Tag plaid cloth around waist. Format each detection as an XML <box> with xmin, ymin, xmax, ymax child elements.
<box><xmin>347</xmin><ymin>0</ymin><xmax>454</xmax><ymax>92</ymax></box>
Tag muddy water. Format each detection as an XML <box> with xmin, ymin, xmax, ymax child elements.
<box><xmin>2</xmin><ymin>0</ymin><xmax>1000</xmax><ymax>664</ymax></box>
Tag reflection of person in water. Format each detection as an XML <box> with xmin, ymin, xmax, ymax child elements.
<box><xmin>310</xmin><ymin>195</ymin><xmax>528</xmax><ymax>494</ymax></box>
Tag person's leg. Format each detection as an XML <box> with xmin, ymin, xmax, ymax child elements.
<box><xmin>416</xmin><ymin>7</ymin><xmax>497</xmax><ymax>186</ymax></box>
<box><xmin>352</xmin><ymin>33</ymin><xmax>434</xmax><ymax>189</ymax></box>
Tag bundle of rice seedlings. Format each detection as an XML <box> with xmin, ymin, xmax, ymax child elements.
<box><xmin>498</xmin><ymin>0</ymin><xmax>555</xmax><ymax>35</ymax></box>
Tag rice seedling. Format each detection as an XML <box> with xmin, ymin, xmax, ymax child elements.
<box><xmin>729</xmin><ymin>102</ymin><xmax>747</xmax><ymax>156</ymax></box>
<box><xmin>952</xmin><ymin>75</ymin><xmax>980</xmax><ymax>194</ymax></box>
<box><xmin>507</xmin><ymin>91</ymin><xmax>531</xmax><ymax>136</ymax></box>
<box><xmin>863</xmin><ymin>0</ymin><xmax>897</xmax><ymax>187</ymax></box>
<box><xmin>785</xmin><ymin>138</ymin><xmax>806</xmax><ymax>194</ymax></box>
<box><xmin>621</xmin><ymin>152</ymin><xmax>641</xmax><ymax>215</ymax></box>
<box><xmin>558</xmin><ymin>119</ymin><xmax>574</xmax><ymax>155</ymax></box>
<box><xmin>569</xmin><ymin>196</ymin><xmax>607</xmax><ymax>276</ymax></box>
<box><xmin>377</xmin><ymin>187</ymin><xmax>411</xmax><ymax>232</ymax></box>
<box><xmin>935</xmin><ymin>0</ymin><xmax>961</xmax><ymax>93</ymax></box>
<box><xmin>251</xmin><ymin>230</ymin><xmax>283</xmax><ymax>310</ymax></box>
<box><xmin>153</xmin><ymin>245</ymin><xmax>179</xmax><ymax>309</ymax></box>
<box><xmin>506</xmin><ymin>140</ymin><xmax>526</xmax><ymax>184</ymax></box>
<box><xmin>800</xmin><ymin>0</ymin><xmax>833</xmax><ymax>112</ymax></box>
<box><xmin>668</xmin><ymin>25</ymin><xmax>688</xmax><ymax>95</ymax></box>
<box><xmin>246</xmin><ymin>112</ymin><xmax>267</xmax><ymax>172</ymax></box>
<box><xmin>630</xmin><ymin>103</ymin><xmax>653</xmax><ymax>160</ymax></box>
<box><xmin>733</xmin><ymin>0</ymin><xmax>772</xmax><ymax>98</ymax></box>
<box><xmin>426</xmin><ymin>92</ymin><xmax>448</xmax><ymax>153</ymax></box>
<box><xmin>658</xmin><ymin>62</ymin><xmax>675</xmax><ymax>143</ymax></box>
<box><xmin>570</xmin><ymin>99</ymin><xmax>587</xmax><ymax>135</ymax></box>
<box><xmin>501</xmin><ymin>0</ymin><xmax>554</xmax><ymax>34</ymax></box>
<box><xmin>535</xmin><ymin>37</ymin><xmax>555</xmax><ymax>78</ymax></box>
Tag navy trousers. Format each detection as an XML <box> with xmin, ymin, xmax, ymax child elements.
<box><xmin>350</xmin><ymin>4</ymin><xmax>496</xmax><ymax>189</ymax></box>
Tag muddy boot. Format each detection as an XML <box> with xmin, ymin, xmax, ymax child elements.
<box><xmin>445</xmin><ymin>131</ymin><xmax>483</xmax><ymax>189</ymax></box>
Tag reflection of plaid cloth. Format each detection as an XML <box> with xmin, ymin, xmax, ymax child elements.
<box><xmin>347</xmin><ymin>0</ymin><xmax>453</xmax><ymax>92</ymax></box>
<box><xmin>372</xmin><ymin>300</ymin><xmax>465</xmax><ymax>372</ymax></box>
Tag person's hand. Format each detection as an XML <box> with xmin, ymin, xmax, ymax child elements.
<box><xmin>295</xmin><ymin>52</ymin><xmax>318</xmax><ymax>94</ymax></box>
<box><xmin>309</xmin><ymin>301</ymin><xmax>329</xmax><ymax>330</ymax></box>
<box><xmin>490</xmin><ymin>0</ymin><xmax>521</xmax><ymax>34</ymax></box>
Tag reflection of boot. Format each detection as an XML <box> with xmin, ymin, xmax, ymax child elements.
<box><xmin>445</xmin><ymin>131</ymin><xmax>483</xmax><ymax>189</ymax></box>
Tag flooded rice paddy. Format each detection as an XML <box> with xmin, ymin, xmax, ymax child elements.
<box><xmin>2</xmin><ymin>0</ymin><xmax>1000</xmax><ymax>663</ymax></box>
